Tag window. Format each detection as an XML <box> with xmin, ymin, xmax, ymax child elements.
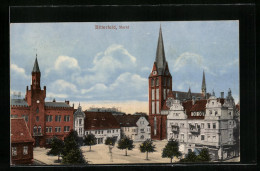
<box><xmin>213</xmin><ymin>123</ymin><xmax>216</xmax><ymax>129</ymax></box>
<box><xmin>213</xmin><ymin>136</ymin><xmax>216</xmax><ymax>140</ymax></box>
<box><xmin>163</xmin><ymin>78</ymin><xmax>166</xmax><ymax>86</ymax></box>
<box><xmin>36</xmin><ymin>116</ymin><xmax>39</xmax><ymax>122</ymax></box>
<box><xmin>140</xmin><ymin>129</ymin><xmax>145</xmax><ymax>133</ymax></box>
<box><xmin>55</xmin><ymin>115</ymin><xmax>61</xmax><ymax>122</ymax></box>
<box><xmin>209</xmin><ymin>110</ymin><xmax>212</xmax><ymax>114</ymax></box>
<box><xmin>208</xmin><ymin>123</ymin><xmax>210</xmax><ymax>129</ymax></box>
<box><xmin>64</xmin><ymin>115</ymin><xmax>70</xmax><ymax>122</ymax></box>
<box><xmin>95</xmin><ymin>131</ymin><xmax>97</xmax><ymax>134</ymax></box>
<box><xmin>11</xmin><ymin>115</ymin><xmax>18</xmax><ymax>118</ymax></box>
<box><xmin>140</xmin><ymin>135</ymin><xmax>144</xmax><ymax>139</ymax></box>
<box><xmin>46</xmin><ymin>115</ymin><xmax>53</xmax><ymax>122</ymax></box>
<box><xmin>98</xmin><ymin>130</ymin><xmax>100</xmax><ymax>134</ymax></box>
<box><xmin>156</xmin><ymin>78</ymin><xmax>159</xmax><ymax>86</ymax></box>
<box><xmin>64</xmin><ymin>126</ymin><xmax>70</xmax><ymax>132</ymax></box>
<box><xmin>201</xmin><ymin>135</ymin><xmax>205</xmax><ymax>140</ymax></box>
<box><xmin>46</xmin><ymin>127</ymin><xmax>52</xmax><ymax>133</ymax></box>
<box><xmin>229</xmin><ymin>112</ymin><xmax>232</xmax><ymax>115</ymax></box>
<box><xmin>113</xmin><ymin>130</ymin><xmax>114</xmax><ymax>133</ymax></box>
<box><xmin>55</xmin><ymin>127</ymin><xmax>61</xmax><ymax>132</ymax></box>
<box><xmin>79</xmin><ymin>119</ymin><xmax>82</xmax><ymax>125</ymax></box>
<box><xmin>38</xmin><ymin>126</ymin><xmax>41</xmax><ymax>133</ymax></box>
<box><xmin>201</xmin><ymin>123</ymin><xmax>204</xmax><ymax>129</ymax></box>
<box><xmin>156</xmin><ymin>101</ymin><xmax>159</xmax><ymax>114</ymax></box>
<box><xmin>189</xmin><ymin>134</ymin><xmax>192</xmax><ymax>139</ymax></box>
<box><xmin>23</xmin><ymin>146</ymin><xmax>28</xmax><ymax>155</ymax></box>
<box><xmin>12</xmin><ymin>147</ymin><xmax>17</xmax><ymax>156</ymax></box>
<box><xmin>152</xmin><ymin>102</ymin><xmax>155</xmax><ymax>114</ymax></box>
<box><xmin>36</xmin><ymin>107</ymin><xmax>39</xmax><ymax>113</ymax></box>
<box><xmin>156</xmin><ymin>89</ymin><xmax>159</xmax><ymax>100</ymax></box>
<box><xmin>46</xmin><ymin>138</ymin><xmax>51</xmax><ymax>145</ymax></box>
<box><xmin>215</xmin><ymin>111</ymin><xmax>218</xmax><ymax>115</ymax></box>
<box><xmin>151</xmin><ymin>79</ymin><xmax>154</xmax><ymax>87</ymax></box>
<box><xmin>212</xmin><ymin>102</ymin><xmax>214</xmax><ymax>105</ymax></box>
<box><xmin>152</xmin><ymin>89</ymin><xmax>155</xmax><ymax>100</ymax></box>
<box><xmin>33</xmin><ymin>126</ymin><xmax>37</xmax><ymax>134</ymax></box>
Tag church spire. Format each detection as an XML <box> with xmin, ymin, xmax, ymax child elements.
<box><xmin>155</xmin><ymin>25</ymin><xmax>167</xmax><ymax>75</ymax></box>
<box><xmin>187</xmin><ymin>87</ymin><xmax>192</xmax><ymax>100</ymax></box>
<box><xmin>201</xmin><ymin>70</ymin><xmax>206</xmax><ymax>97</ymax></box>
<box><xmin>32</xmin><ymin>54</ymin><xmax>40</xmax><ymax>73</ymax></box>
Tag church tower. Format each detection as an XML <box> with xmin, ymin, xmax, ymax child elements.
<box><xmin>201</xmin><ymin>70</ymin><xmax>207</xmax><ymax>98</ymax></box>
<box><xmin>148</xmin><ymin>26</ymin><xmax>172</xmax><ymax>140</ymax></box>
<box><xmin>25</xmin><ymin>55</ymin><xmax>46</xmax><ymax>144</ymax></box>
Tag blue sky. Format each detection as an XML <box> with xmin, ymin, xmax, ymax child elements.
<box><xmin>10</xmin><ymin>21</ymin><xmax>239</xmax><ymax>113</ymax></box>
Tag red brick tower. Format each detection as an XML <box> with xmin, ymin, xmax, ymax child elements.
<box><xmin>148</xmin><ymin>26</ymin><xmax>172</xmax><ymax>140</ymax></box>
<box><xmin>25</xmin><ymin>55</ymin><xmax>46</xmax><ymax>146</ymax></box>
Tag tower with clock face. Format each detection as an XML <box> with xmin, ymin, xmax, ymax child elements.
<box><xmin>25</xmin><ymin>55</ymin><xmax>46</xmax><ymax>141</ymax></box>
<box><xmin>148</xmin><ymin>26</ymin><xmax>172</xmax><ymax>140</ymax></box>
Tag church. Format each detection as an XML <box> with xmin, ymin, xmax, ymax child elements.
<box><xmin>11</xmin><ymin>57</ymin><xmax>74</xmax><ymax>147</ymax></box>
<box><xmin>148</xmin><ymin>26</ymin><xmax>209</xmax><ymax>140</ymax></box>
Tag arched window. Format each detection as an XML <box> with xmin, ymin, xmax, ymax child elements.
<box><xmin>36</xmin><ymin>107</ymin><xmax>39</xmax><ymax>113</ymax></box>
<box><xmin>38</xmin><ymin>126</ymin><xmax>41</xmax><ymax>134</ymax></box>
<box><xmin>140</xmin><ymin>135</ymin><xmax>144</xmax><ymax>139</ymax></box>
<box><xmin>151</xmin><ymin>79</ymin><xmax>154</xmax><ymax>87</ymax></box>
<box><xmin>156</xmin><ymin>78</ymin><xmax>159</xmax><ymax>86</ymax></box>
<box><xmin>33</xmin><ymin>126</ymin><xmax>37</xmax><ymax>134</ymax></box>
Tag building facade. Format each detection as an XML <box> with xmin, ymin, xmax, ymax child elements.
<box><xmin>165</xmin><ymin>90</ymin><xmax>239</xmax><ymax>160</ymax></box>
<box><xmin>11</xmin><ymin>57</ymin><xmax>74</xmax><ymax>147</ymax></box>
<box><xmin>114</xmin><ymin>114</ymin><xmax>151</xmax><ymax>141</ymax></box>
<box><xmin>84</xmin><ymin>112</ymin><xmax>121</xmax><ymax>144</ymax></box>
<box><xmin>11</xmin><ymin>118</ymin><xmax>34</xmax><ymax>165</ymax></box>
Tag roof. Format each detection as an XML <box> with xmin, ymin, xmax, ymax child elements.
<box><xmin>74</xmin><ymin>105</ymin><xmax>85</xmax><ymax>117</ymax></box>
<box><xmin>32</xmin><ymin>57</ymin><xmax>40</xmax><ymax>73</ymax></box>
<box><xmin>190</xmin><ymin>99</ymin><xmax>207</xmax><ymax>112</ymax></box>
<box><xmin>155</xmin><ymin>26</ymin><xmax>167</xmax><ymax>75</ymax></box>
<box><xmin>45</xmin><ymin>102</ymin><xmax>71</xmax><ymax>108</ymax></box>
<box><xmin>84</xmin><ymin>112</ymin><xmax>120</xmax><ymax>130</ymax></box>
<box><xmin>114</xmin><ymin>115</ymin><xmax>149</xmax><ymax>127</ymax></box>
<box><xmin>11</xmin><ymin>118</ymin><xmax>34</xmax><ymax>143</ymax></box>
<box><xmin>172</xmin><ymin>91</ymin><xmax>204</xmax><ymax>101</ymax></box>
<box><xmin>11</xmin><ymin>99</ymin><xmax>29</xmax><ymax>107</ymax></box>
<box><xmin>182</xmin><ymin>100</ymin><xmax>193</xmax><ymax>116</ymax></box>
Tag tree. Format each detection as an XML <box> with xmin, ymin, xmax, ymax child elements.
<box><xmin>162</xmin><ymin>139</ymin><xmax>182</xmax><ymax>163</ymax></box>
<box><xmin>84</xmin><ymin>134</ymin><xmax>97</xmax><ymax>151</ymax></box>
<box><xmin>180</xmin><ymin>151</ymin><xmax>198</xmax><ymax>162</ymax></box>
<box><xmin>47</xmin><ymin>136</ymin><xmax>64</xmax><ymax>162</ymax></box>
<box><xmin>62</xmin><ymin>130</ymin><xmax>86</xmax><ymax>164</ymax></box>
<box><xmin>117</xmin><ymin>136</ymin><xmax>135</xmax><ymax>156</ymax></box>
<box><xmin>197</xmin><ymin>148</ymin><xmax>211</xmax><ymax>162</ymax></box>
<box><xmin>139</xmin><ymin>139</ymin><xmax>156</xmax><ymax>160</ymax></box>
<box><xmin>105</xmin><ymin>137</ymin><xmax>117</xmax><ymax>153</ymax></box>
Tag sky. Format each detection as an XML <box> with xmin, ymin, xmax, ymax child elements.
<box><xmin>10</xmin><ymin>21</ymin><xmax>239</xmax><ymax>114</ymax></box>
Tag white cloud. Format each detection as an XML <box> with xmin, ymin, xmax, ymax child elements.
<box><xmin>50</xmin><ymin>79</ymin><xmax>78</xmax><ymax>93</ymax></box>
<box><xmin>172</xmin><ymin>52</ymin><xmax>216</xmax><ymax>76</ymax></box>
<box><xmin>10</xmin><ymin>64</ymin><xmax>30</xmax><ymax>79</ymax></box>
<box><xmin>45</xmin><ymin>55</ymin><xmax>80</xmax><ymax>76</ymax></box>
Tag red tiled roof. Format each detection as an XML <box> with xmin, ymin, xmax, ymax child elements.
<box><xmin>182</xmin><ymin>100</ymin><xmax>193</xmax><ymax>115</ymax></box>
<box><xmin>236</xmin><ymin>104</ymin><xmax>240</xmax><ymax>111</ymax></box>
<box><xmin>114</xmin><ymin>115</ymin><xmax>141</xmax><ymax>127</ymax></box>
<box><xmin>190</xmin><ymin>99</ymin><xmax>207</xmax><ymax>112</ymax></box>
<box><xmin>84</xmin><ymin>112</ymin><xmax>120</xmax><ymax>130</ymax></box>
<box><xmin>11</xmin><ymin>118</ymin><xmax>34</xmax><ymax>143</ymax></box>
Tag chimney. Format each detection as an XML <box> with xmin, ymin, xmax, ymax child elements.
<box><xmin>53</xmin><ymin>98</ymin><xmax>56</xmax><ymax>102</ymax></box>
<box><xmin>221</xmin><ymin>92</ymin><xmax>224</xmax><ymax>98</ymax></box>
<box><xmin>65</xmin><ymin>100</ymin><xmax>70</xmax><ymax>105</ymax></box>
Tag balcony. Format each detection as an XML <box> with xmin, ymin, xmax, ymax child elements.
<box><xmin>189</xmin><ymin>125</ymin><xmax>200</xmax><ymax>134</ymax></box>
<box><xmin>33</xmin><ymin>132</ymin><xmax>43</xmax><ymax>136</ymax></box>
<box><xmin>171</xmin><ymin>125</ymin><xmax>179</xmax><ymax>133</ymax></box>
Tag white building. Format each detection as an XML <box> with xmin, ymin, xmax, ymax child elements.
<box><xmin>84</xmin><ymin>112</ymin><xmax>121</xmax><ymax>144</ymax></box>
<box><xmin>74</xmin><ymin>105</ymin><xmax>85</xmax><ymax>138</ymax></box>
<box><xmin>114</xmin><ymin>115</ymin><xmax>151</xmax><ymax>141</ymax></box>
<box><xmin>164</xmin><ymin>89</ymin><xmax>239</xmax><ymax>161</ymax></box>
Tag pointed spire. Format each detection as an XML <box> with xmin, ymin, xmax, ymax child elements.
<box><xmin>201</xmin><ymin>70</ymin><xmax>206</xmax><ymax>90</ymax></box>
<box><xmin>32</xmin><ymin>54</ymin><xmax>40</xmax><ymax>73</ymax></box>
<box><xmin>212</xmin><ymin>89</ymin><xmax>215</xmax><ymax>96</ymax></box>
<box><xmin>155</xmin><ymin>25</ymin><xmax>167</xmax><ymax>75</ymax></box>
<box><xmin>187</xmin><ymin>87</ymin><xmax>192</xmax><ymax>100</ymax></box>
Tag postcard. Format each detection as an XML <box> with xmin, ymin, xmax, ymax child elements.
<box><xmin>10</xmin><ymin>21</ymin><xmax>240</xmax><ymax>165</ymax></box>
